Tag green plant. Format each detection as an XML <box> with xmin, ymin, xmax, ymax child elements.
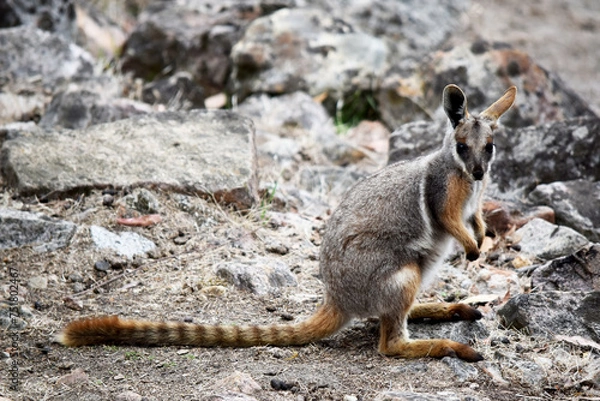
<box><xmin>334</xmin><ymin>90</ymin><xmax>379</xmax><ymax>134</ymax></box>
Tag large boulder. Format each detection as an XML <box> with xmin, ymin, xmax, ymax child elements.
<box><xmin>380</xmin><ymin>43</ymin><xmax>597</xmax><ymax>129</ymax></box>
<box><xmin>529</xmin><ymin>180</ymin><xmax>600</xmax><ymax>242</ymax></box>
<box><xmin>0</xmin><ymin>0</ymin><xmax>76</xmax><ymax>40</ymax></box>
<box><xmin>531</xmin><ymin>244</ymin><xmax>600</xmax><ymax>292</ymax></box>
<box><xmin>230</xmin><ymin>8</ymin><xmax>389</xmax><ymax>103</ymax></box>
<box><xmin>389</xmin><ymin>117</ymin><xmax>600</xmax><ymax>195</ymax></box>
<box><xmin>497</xmin><ymin>291</ymin><xmax>600</xmax><ymax>343</ymax></box>
<box><xmin>120</xmin><ymin>1</ymin><xmax>266</xmax><ymax>98</ymax></box>
<box><xmin>1</xmin><ymin>110</ymin><xmax>259</xmax><ymax>208</ymax></box>
<box><xmin>0</xmin><ymin>26</ymin><xmax>96</xmax><ymax>124</ymax></box>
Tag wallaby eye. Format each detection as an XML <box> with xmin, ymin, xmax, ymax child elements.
<box><xmin>485</xmin><ymin>143</ymin><xmax>495</xmax><ymax>154</ymax></box>
<box><xmin>456</xmin><ymin>143</ymin><xmax>468</xmax><ymax>154</ymax></box>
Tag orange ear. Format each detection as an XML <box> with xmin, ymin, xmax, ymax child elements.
<box><xmin>480</xmin><ymin>86</ymin><xmax>517</xmax><ymax>122</ymax></box>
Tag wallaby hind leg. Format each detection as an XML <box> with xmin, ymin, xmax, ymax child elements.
<box><xmin>377</xmin><ymin>263</ymin><xmax>483</xmax><ymax>362</ymax></box>
<box><xmin>408</xmin><ymin>303</ymin><xmax>482</xmax><ymax>322</ymax></box>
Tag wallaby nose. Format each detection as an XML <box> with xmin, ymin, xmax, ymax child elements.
<box><xmin>473</xmin><ymin>169</ymin><xmax>484</xmax><ymax>181</ymax></box>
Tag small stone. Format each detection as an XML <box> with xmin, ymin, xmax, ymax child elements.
<box><xmin>72</xmin><ymin>282</ymin><xmax>86</xmax><ymax>293</ymax></box>
<box><xmin>28</xmin><ymin>275</ymin><xmax>48</xmax><ymax>289</ymax></box>
<box><xmin>94</xmin><ymin>260</ymin><xmax>110</xmax><ymax>272</ymax></box>
<box><xmin>102</xmin><ymin>194</ymin><xmax>115</xmax><ymax>207</ymax></box>
<box><xmin>133</xmin><ymin>188</ymin><xmax>161</xmax><ymax>214</ymax></box>
<box><xmin>270</xmin><ymin>378</ymin><xmax>295</xmax><ymax>391</ymax></box>
<box><xmin>210</xmin><ymin>371</ymin><xmax>262</xmax><ymax>395</ymax></box>
<box><xmin>68</xmin><ymin>272</ymin><xmax>84</xmax><ymax>283</ymax></box>
<box><xmin>116</xmin><ymin>391</ymin><xmax>143</xmax><ymax>401</ymax></box>
<box><xmin>56</xmin><ymin>368</ymin><xmax>88</xmax><ymax>386</ymax></box>
<box><xmin>113</xmin><ymin>373</ymin><xmax>126</xmax><ymax>381</ymax></box>
<box><xmin>280</xmin><ymin>313</ymin><xmax>294</xmax><ymax>321</ymax></box>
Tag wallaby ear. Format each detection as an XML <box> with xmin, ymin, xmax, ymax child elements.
<box><xmin>480</xmin><ymin>86</ymin><xmax>517</xmax><ymax>122</ymax></box>
<box><xmin>443</xmin><ymin>84</ymin><xmax>468</xmax><ymax>129</ymax></box>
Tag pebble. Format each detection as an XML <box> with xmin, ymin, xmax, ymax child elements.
<box><xmin>68</xmin><ymin>272</ymin><xmax>84</xmax><ymax>282</ymax></box>
<box><xmin>56</xmin><ymin>368</ymin><xmax>88</xmax><ymax>385</ymax></box>
<box><xmin>94</xmin><ymin>260</ymin><xmax>111</xmax><ymax>272</ymax></box>
<box><xmin>270</xmin><ymin>378</ymin><xmax>295</xmax><ymax>391</ymax></box>
<box><xmin>72</xmin><ymin>282</ymin><xmax>86</xmax><ymax>293</ymax></box>
<box><xmin>102</xmin><ymin>194</ymin><xmax>114</xmax><ymax>207</ymax></box>
<box><xmin>27</xmin><ymin>275</ymin><xmax>48</xmax><ymax>289</ymax></box>
<box><xmin>115</xmin><ymin>391</ymin><xmax>142</xmax><ymax>401</ymax></box>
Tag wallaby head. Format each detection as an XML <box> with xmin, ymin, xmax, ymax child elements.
<box><xmin>442</xmin><ymin>85</ymin><xmax>517</xmax><ymax>181</ymax></box>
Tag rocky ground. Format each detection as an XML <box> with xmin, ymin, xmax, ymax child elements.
<box><xmin>1</xmin><ymin>1</ymin><xmax>600</xmax><ymax>400</ymax></box>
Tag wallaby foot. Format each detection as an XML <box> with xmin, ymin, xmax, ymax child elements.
<box><xmin>378</xmin><ymin>314</ymin><xmax>483</xmax><ymax>362</ymax></box>
<box><xmin>408</xmin><ymin>302</ymin><xmax>482</xmax><ymax>322</ymax></box>
<box><xmin>379</xmin><ymin>337</ymin><xmax>484</xmax><ymax>362</ymax></box>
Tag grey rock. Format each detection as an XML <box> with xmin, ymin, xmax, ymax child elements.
<box><xmin>514</xmin><ymin>218</ymin><xmax>589</xmax><ymax>261</ymax></box>
<box><xmin>374</xmin><ymin>391</ymin><xmax>463</xmax><ymax>401</ymax></box>
<box><xmin>121</xmin><ymin>1</ymin><xmax>260</xmax><ymax>97</ymax></box>
<box><xmin>493</xmin><ymin>117</ymin><xmax>600</xmax><ymax>193</ymax></box>
<box><xmin>1</xmin><ymin>110</ymin><xmax>259</xmax><ymax>208</ymax></box>
<box><xmin>410</xmin><ymin>320</ymin><xmax>489</xmax><ymax>347</ymax></box>
<box><xmin>132</xmin><ymin>188</ymin><xmax>161</xmax><ymax>214</ymax></box>
<box><xmin>531</xmin><ymin>244</ymin><xmax>600</xmax><ymax>292</ymax></box>
<box><xmin>305</xmin><ymin>0</ymin><xmax>470</xmax><ymax>64</ymax></box>
<box><xmin>27</xmin><ymin>275</ymin><xmax>48</xmax><ymax>290</ymax></box>
<box><xmin>0</xmin><ymin>26</ymin><xmax>94</xmax><ymax>88</ymax></box>
<box><xmin>388</xmin><ymin>118</ymin><xmax>600</xmax><ymax>196</ymax></box>
<box><xmin>115</xmin><ymin>391</ymin><xmax>143</xmax><ymax>401</ymax></box>
<box><xmin>203</xmin><ymin>393</ymin><xmax>259</xmax><ymax>401</ymax></box>
<box><xmin>142</xmin><ymin>71</ymin><xmax>205</xmax><ymax>110</ymax></box>
<box><xmin>39</xmin><ymin>86</ymin><xmax>152</xmax><ymax>130</ymax></box>
<box><xmin>0</xmin><ymin>0</ymin><xmax>76</xmax><ymax>40</ymax></box>
<box><xmin>230</xmin><ymin>8</ymin><xmax>389</xmax><ymax>103</ymax></box>
<box><xmin>216</xmin><ymin>258</ymin><xmax>298</xmax><ymax>295</ymax></box>
<box><xmin>381</xmin><ymin>42</ymin><xmax>597</xmax><ymax>130</ymax></box>
<box><xmin>441</xmin><ymin>357</ymin><xmax>479</xmax><ymax>382</ymax></box>
<box><xmin>388</xmin><ymin>120</ymin><xmax>445</xmax><ymax>165</ymax></box>
<box><xmin>90</xmin><ymin>225</ymin><xmax>156</xmax><ymax>259</ymax></box>
<box><xmin>497</xmin><ymin>291</ymin><xmax>600</xmax><ymax>342</ymax></box>
<box><xmin>529</xmin><ymin>180</ymin><xmax>600</xmax><ymax>242</ymax></box>
<box><xmin>0</xmin><ymin>208</ymin><xmax>76</xmax><ymax>252</ymax></box>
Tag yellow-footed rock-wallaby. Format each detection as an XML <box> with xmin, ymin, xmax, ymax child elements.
<box><xmin>58</xmin><ymin>84</ymin><xmax>517</xmax><ymax>362</ymax></box>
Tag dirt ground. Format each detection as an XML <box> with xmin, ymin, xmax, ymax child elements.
<box><xmin>2</xmin><ymin>1</ymin><xmax>600</xmax><ymax>400</ymax></box>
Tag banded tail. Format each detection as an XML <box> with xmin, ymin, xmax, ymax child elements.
<box><xmin>57</xmin><ymin>304</ymin><xmax>347</xmax><ymax>347</ymax></box>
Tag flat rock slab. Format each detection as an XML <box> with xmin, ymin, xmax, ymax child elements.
<box><xmin>0</xmin><ymin>208</ymin><xmax>76</xmax><ymax>252</ymax></box>
<box><xmin>497</xmin><ymin>291</ymin><xmax>600</xmax><ymax>342</ymax></box>
<box><xmin>532</xmin><ymin>244</ymin><xmax>600</xmax><ymax>292</ymax></box>
<box><xmin>90</xmin><ymin>226</ymin><xmax>156</xmax><ymax>259</ymax></box>
<box><xmin>513</xmin><ymin>218</ymin><xmax>589</xmax><ymax>261</ymax></box>
<box><xmin>1</xmin><ymin>110</ymin><xmax>258</xmax><ymax>208</ymax></box>
<box><xmin>216</xmin><ymin>258</ymin><xmax>298</xmax><ymax>295</ymax></box>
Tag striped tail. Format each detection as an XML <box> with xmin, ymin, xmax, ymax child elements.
<box><xmin>57</xmin><ymin>304</ymin><xmax>347</xmax><ymax>348</ymax></box>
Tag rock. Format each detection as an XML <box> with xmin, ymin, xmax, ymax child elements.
<box><xmin>529</xmin><ymin>180</ymin><xmax>600</xmax><ymax>242</ymax></box>
<box><xmin>90</xmin><ymin>226</ymin><xmax>156</xmax><ymax>259</ymax></box>
<box><xmin>27</xmin><ymin>275</ymin><xmax>48</xmax><ymax>290</ymax></box>
<box><xmin>121</xmin><ymin>1</ymin><xmax>260</xmax><ymax>97</ymax></box>
<box><xmin>410</xmin><ymin>320</ymin><xmax>489</xmax><ymax>347</ymax></box>
<box><xmin>209</xmin><ymin>371</ymin><xmax>262</xmax><ymax>395</ymax></box>
<box><xmin>298</xmin><ymin>166</ymin><xmax>364</xmax><ymax>204</ymax></box>
<box><xmin>230</xmin><ymin>8</ymin><xmax>389</xmax><ymax>103</ymax></box>
<box><xmin>2</xmin><ymin>110</ymin><xmax>259</xmax><ymax>208</ymax></box>
<box><xmin>0</xmin><ymin>208</ymin><xmax>76</xmax><ymax>252</ymax></box>
<box><xmin>202</xmin><ymin>393</ymin><xmax>259</xmax><ymax>401</ymax></box>
<box><xmin>381</xmin><ymin>42</ymin><xmax>597</xmax><ymax>130</ymax></box>
<box><xmin>0</xmin><ymin>0</ymin><xmax>76</xmax><ymax>40</ymax></box>
<box><xmin>482</xmin><ymin>200</ymin><xmax>555</xmax><ymax>237</ymax></box>
<box><xmin>56</xmin><ymin>368</ymin><xmax>89</xmax><ymax>386</ymax></box>
<box><xmin>531</xmin><ymin>244</ymin><xmax>600</xmax><ymax>292</ymax></box>
<box><xmin>306</xmin><ymin>0</ymin><xmax>470</xmax><ymax>64</ymax></box>
<box><xmin>374</xmin><ymin>391</ymin><xmax>463</xmax><ymax>401</ymax></box>
<box><xmin>131</xmin><ymin>188</ymin><xmax>161</xmax><ymax>214</ymax></box>
<box><xmin>115</xmin><ymin>391</ymin><xmax>143</xmax><ymax>401</ymax></box>
<box><xmin>388</xmin><ymin>120</ymin><xmax>445</xmax><ymax>165</ymax></box>
<box><xmin>0</xmin><ymin>26</ymin><xmax>95</xmax><ymax>124</ymax></box>
<box><xmin>74</xmin><ymin>2</ymin><xmax>127</xmax><ymax>59</ymax></box>
<box><xmin>216</xmin><ymin>258</ymin><xmax>298</xmax><ymax>295</ymax></box>
<box><xmin>142</xmin><ymin>72</ymin><xmax>205</xmax><ymax>110</ymax></box>
<box><xmin>513</xmin><ymin>218</ymin><xmax>589</xmax><ymax>261</ymax></box>
<box><xmin>39</xmin><ymin>84</ymin><xmax>153</xmax><ymax>129</ymax></box>
<box><xmin>493</xmin><ymin>117</ymin><xmax>600</xmax><ymax>193</ymax></box>
<box><xmin>237</xmin><ymin>92</ymin><xmax>356</xmax><ymax>168</ymax></box>
<box><xmin>441</xmin><ymin>356</ymin><xmax>478</xmax><ymax>382</ymax></box>
<box><xmin>497</xmin><ymin>291</ymin><xmax>600</xmax><ymax>342</ymax></box>
<box><xmin>388</xmin><ymin>119</ymin><xmax>600</xmax><ymax>196</ymax></box>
